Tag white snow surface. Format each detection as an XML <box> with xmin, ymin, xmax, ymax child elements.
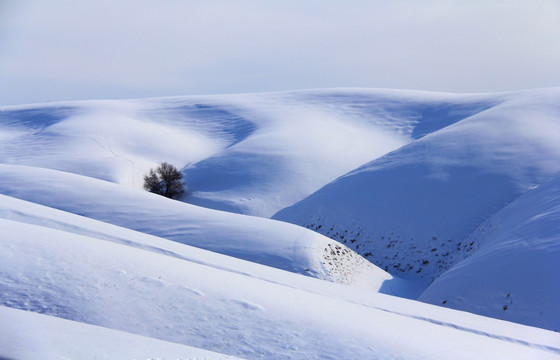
<box><xmin>273</xmin><ymin>88</ymin><xmax>560</xmax><ymax>329</ymax></box>
<box><xmin>0</xmin><ymin>200</ymin><xmax>559</xmax><ymax>359</ymax></box>
<box><xmin>419</xmin><ymin>172</ymin><xmax>560</xmax><ymax>331</ymax></box>
<box><xmin>0</xmin><ymin>306</ymin><xmax>242</xmax><ymax>360</ymax></box>
<box><xmin>0</xmin><ymin>89</ymin><xmax>494</xmax><ymax>217</ymax></box>
<box><xmin>2</xmin><ymin>88</ymin><xmax>560</xmax><ymax>358</ymax></box>
<box><xmin>0</xmin><ymin>164</ymin><xmax>394</xmax><ymax>291</ymax></box>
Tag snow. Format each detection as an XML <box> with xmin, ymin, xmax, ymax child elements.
<box><xmin>419</xmin><ymin>172</ymin><xmax>560</xmax><ymax>331</ymax></box>
<box><xmin>0</xmin><ymin>165</ymin><xmax>394</xmax><ymax>291</ymax></box>
<box><xmin>1</xmin><ymin>210</ymin><xmax>559</xmax><ymax>359</ymax></box>
<box><xmin>0</xmin><ymin>306</ymin><xmax>242</xmax><ymax>360</ymax></box>
<box><xmin>2</xmin><ymin>87</ymin><xmax>560</xmax><ymax>358</ymax></box>
<box><xmin>0</xmin><ymin>89</ymin><xmax>495</xmax><ymax>217</ymax></box>
<box><xmin>273</xmin><ymin>88</ymin><xmax>560</xmax><ymax>327</ymax></box>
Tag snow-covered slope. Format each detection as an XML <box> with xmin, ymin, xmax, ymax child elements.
<box><xmin>1</xmin><ymin>200</ymin><xmax>559</xmax><ymax>359</ymax></box>
<box><xmin>272</xmin><ymin>88</ymin><xmax>560</xmax><ymax>330</ymax></box>
<box><xmin>419</xmin><ymin>172</ymin><xmax>560</xmax><ymax>331</ymax></box>
<box><xmin>0</xmin><ymin>306</ymin><xmax>242</xmax><ymax>360</ymax></box>
<box><xmin>0</xmin><ymin>89</ymin><xmax>494</xmax><ymax>217</ymax></box>
<box><xmin>0</xmin><ymin>89</ymin><xmax>500</xmax><ymax>292</ymax></box>
<box><xmin>0</xmin><ymin>165</ymin><xmax>393</xmax><ymax>291</ymax></box>
<box><xmin>274</xmin><ymin>88</ymin><xmax>560</xmax><ymax>283</ymax></box>
<box><xmin>2</xmin><ymin>88</ymin><xmax>560</xmax><ymax>357</ymax></box>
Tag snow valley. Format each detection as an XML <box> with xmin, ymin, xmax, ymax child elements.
<box><xmin>1</xmin><ymin>88</ymin><xmax>559</xmax><ymax>359</ymax></box>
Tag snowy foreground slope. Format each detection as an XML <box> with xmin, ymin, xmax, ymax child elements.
<box><xmin>0</xmin><ymin>306</ymin><xmax>242</xmax><ymax>360</ymax></box>
<box><xmin>1</xmin><ymin>196</ymin><xmax>559</xmax><ymax>359</ymax></box>
<box><xmin>274</xmin><ymin>88</ymin><xmax>560</xmax><ymax>329</ymax></box>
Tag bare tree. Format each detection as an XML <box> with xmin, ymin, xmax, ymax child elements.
<box><xmin>143</xmin><ymin>162</ymin><xmax>185</xmax><ymax>199</ymax></box>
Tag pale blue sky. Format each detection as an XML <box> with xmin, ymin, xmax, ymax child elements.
<box><xmin>1</xmin><ymin>0</ymin><xmax>559</xmax><ymax>105</ymax></box>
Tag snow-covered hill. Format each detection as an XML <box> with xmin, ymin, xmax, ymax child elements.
<box><xmin>0</xmin><ymin>89</ymin><xmax>494</xmax><ymax>217</ymax></box>
<box><xmin>2</xmin><ymin>88</ymin><xmax>560</xmax><ymax>358</ymax></box>
<box><xmin>419</xmin><ymin>172</ymin><xmax>560</xmax><ymax>331</ymax></box>
<box><xmin>0</xmin><ymin>164</ymin><xmax>395</xmax><ymax>292</ymax></box>
<box><xmin>273</xmin><ymin>88</ymin><xmax>560</xmax><ymax>328</ymax></box>
<box><xmin>1</xmin><ymin>196</ymin><xmax>559</xmax><ymax>359</ymax></box>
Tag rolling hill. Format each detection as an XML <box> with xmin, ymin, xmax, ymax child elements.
<box><xmin>273</xmin><ymin>88</ymin><xmax>560</xmax><ymax>330</ymax></box>
<box><xmin>1</xmin><ymin>88</ymin><xmax>559</xmax><ymax>358</ymax></box>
